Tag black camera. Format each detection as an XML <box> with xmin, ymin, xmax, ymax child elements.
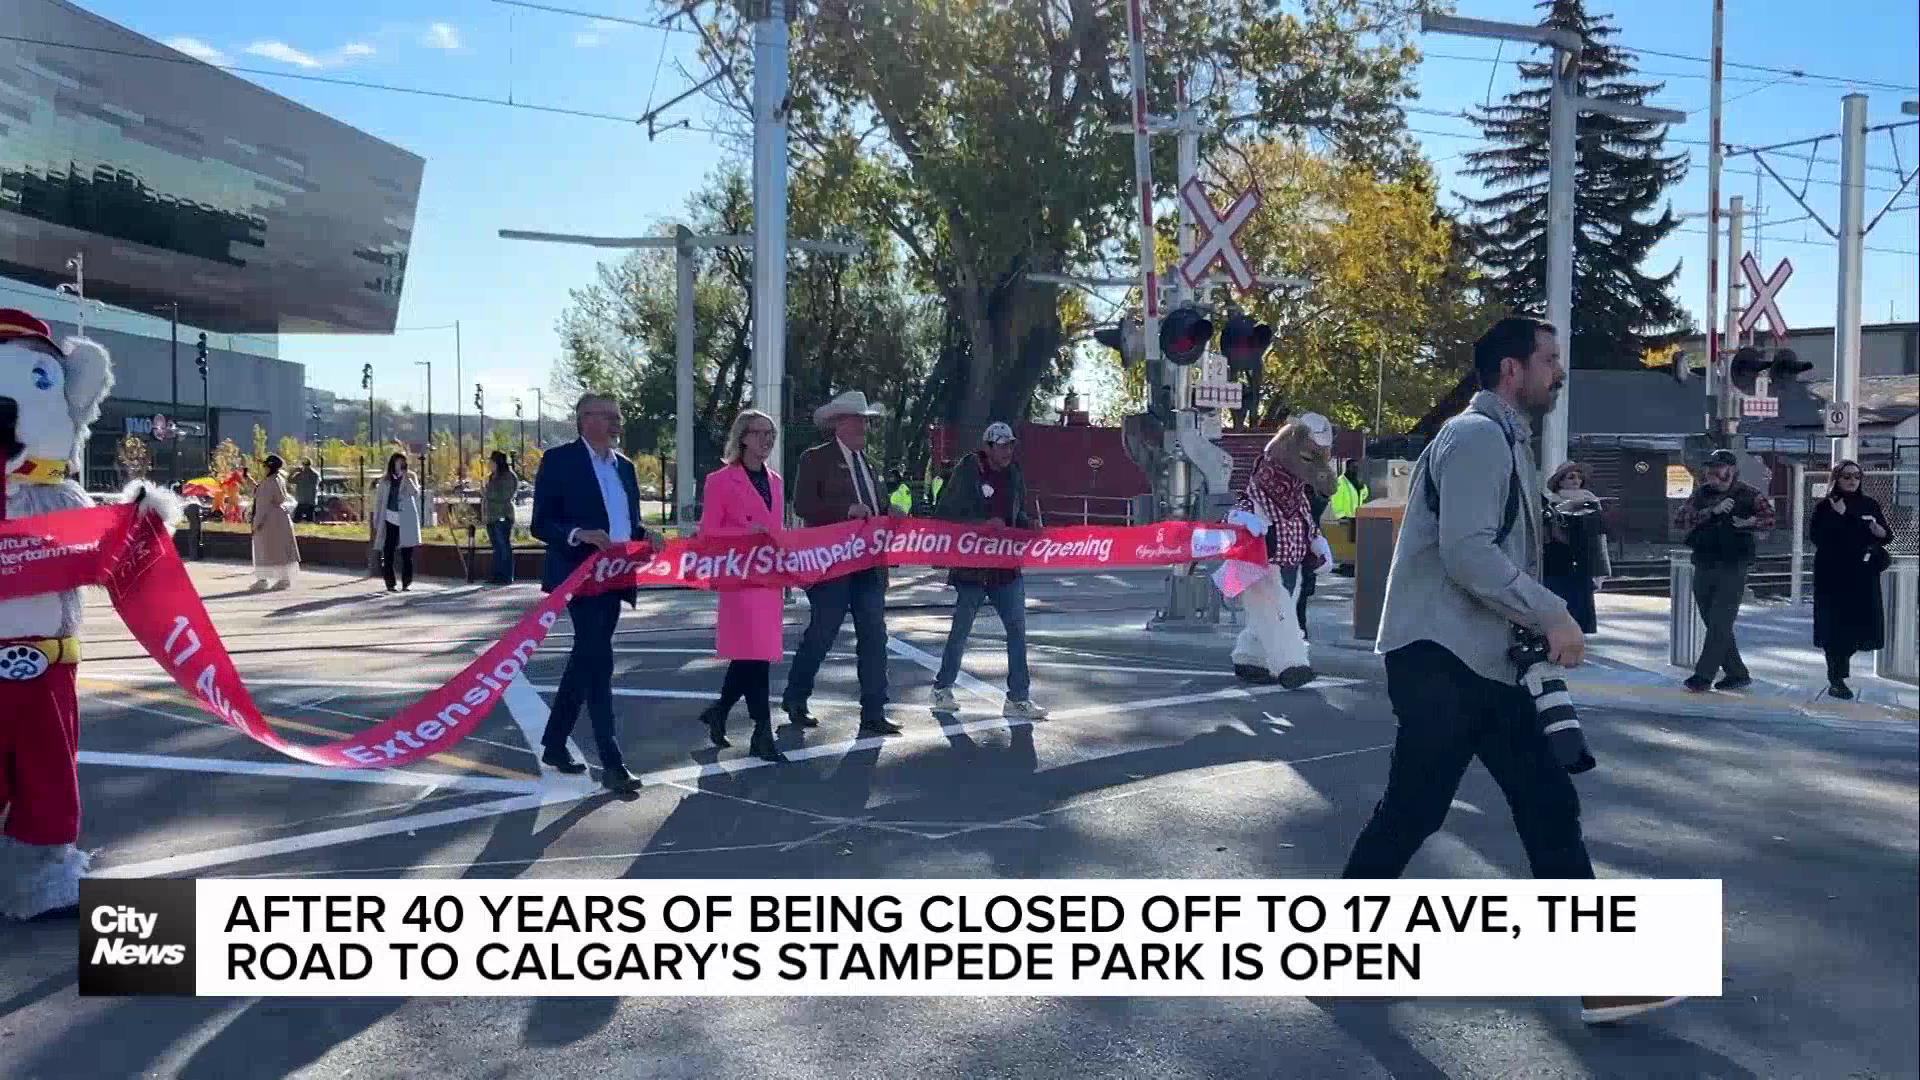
<box><xmin>1509</xmin><ymin>626</ymin><xmax>1595</xmax><ymax>775</ymax></box>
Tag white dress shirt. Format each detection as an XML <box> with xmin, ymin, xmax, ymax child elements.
<box><xmin>837</xmin><ymin>437</ymin><xmax>878</xmax><ymax>512</ymax></box>
<box><xmin>570</xmin><ymin>441</ymin><xmax>634</xmax><ymax>545</ymax></box>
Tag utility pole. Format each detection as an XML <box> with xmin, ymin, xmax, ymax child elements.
<box><xmin>1122</xmin><ymin>0</ymin><xmax>1164</xmax><ymax>512</ymax></box>
<box><xmin>529</xmin><ymin>387</ymin><xmax>544</xmax><ymax>448</ymax></box>
<box><xmin>515</xmin><ymin>398</ymin><xmax>526</xmax><ymax>468</ymax></box>
<box><xmin>453</xmin><ymin>321</ymin><xmax>464</xmax><ymax>489</ymax></box>
<box><xmin>415</xmin><ymin>359</ymin><xmax>432</xmax><ymax>519</ymax></box>
<box><xmin>1833</xmin><ymin>93</ymin><xmax>1866</xmax><ymax>465</ymax></box>
<box><xmin>1421</xmin><ymin>12</ymin><xmax>1685</xmax><ymax>479</ymax></box>
<box><xmin>1716</xmin><ymin>196</ymin><xmax>1745</xmax><ymax>439</ymax></box>
<box><xmin>1704</xmin><ymin>0</ymin><xmax>1726</xmax><ymax>444</ymax></box>
<box><xmin>752</xmin><ymin>0</ymin><xmax>791</xmax><ymax>470</ymax></box>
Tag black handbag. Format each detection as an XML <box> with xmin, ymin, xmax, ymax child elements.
<box><xmin>1867</xmin><ymin>545</ymin><xmax>1892</xmax><ymax>575</ymax></box>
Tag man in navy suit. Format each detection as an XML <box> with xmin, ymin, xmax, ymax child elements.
<box><xmin>531</xmin><ymin>393</ymin><xmax>649</xmax><ymax>793</ymax></box>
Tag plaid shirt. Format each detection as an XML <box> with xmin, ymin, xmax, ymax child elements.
<box><xmin>1237</xmin><ymin>461</ymin><xmax>1315</xmax><ymax>568</ymax></box>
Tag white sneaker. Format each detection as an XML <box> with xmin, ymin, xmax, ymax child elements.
<box><xmin>930</xmin><ymin>687</ymin><xmax>959</xmax><ymax>712</ymax></box>
<box><xmin>1004</xmin><ymin>698</ymin><xmax>1050</xmax><ymax>721</ymax></box>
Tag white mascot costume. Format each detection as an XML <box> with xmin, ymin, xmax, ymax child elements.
<box><xmin>1</xmin><ymin>307</ymin><xmax>179</xmax><ymax>920</ymax></box>
<box><xmin>1220</xmin><ymin>414</ymin><xmax>1337</xmax><ymax>690</ymax></box>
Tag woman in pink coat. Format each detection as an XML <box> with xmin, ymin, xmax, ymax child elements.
<box><xmin>696</xmin><ymin>409</ymin><xmax>788</xmax><ymax>762</ymax></box>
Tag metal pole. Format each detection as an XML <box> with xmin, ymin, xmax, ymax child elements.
<box><xmin>1168</xmin><ymin>93</ymin><xmax>1197</xmax><ymax>521</ymax></box>
<box><xmin>1726</xmin><ymin>196</ymin><xmax>1745</xmax><ymax>354</ymax></box>
<box><xmin>1833</xmin><ymin>93</ymin><xmax>1867</xmax><ymax>465</ymax></box>
<box><xmin>1123</xmin><ymin>0</ymin><xmax>1163</xmax><ymax>516</ymax></box>
<box><xmin>167</xmin><ymin>303</ymin><xmax>180</xmax><ymax>482</ymax></box>
<box><xmin>751</xmin><ymin>0</ymin><xmax>790</xmax><ymax>469</ymax></box>
<box><xmin>454</xmin><ymin>321</ymin><xmax>464</xmax><ymax>487</ymax></box>
<box><xmin>675</xmin><ymin>226</ymin><xmax>697</xmax><ymax>525</ymax></box>
<box><xmin>421</xmin><ymin>361</ymin><xmax>432</xmax><ymax>520</ymax></box>
<box><xmin>1542</xmin><ymin>42</ymin><xmax>1576</xmax><ymax>479</ymax></box>
<box><xmin>1375</xmin><ymin>346</ymin><xmax>1385</xmax><ymax>433</ymax></box>
<box><xmin>1789</xmin><ymin>461</ymin><xmax>1806</xmax><ymax>604</ymax></box>
<box><xmin>1704</xmin><ymin>0</ymin><xmax>1725</xmax><ymax>442</ymax></box>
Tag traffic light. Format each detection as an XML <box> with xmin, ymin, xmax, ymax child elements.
<box><xmin>1768</xmin><ymin>347</ymin><xmax>1813</xmax><ymax>382</ymax></box>
<box><xmin>1218</xmin><ymin>312</ymin><xmax>1273</xmax><ymax>372</ymax></box>
<box><xmin>1158</xmin><ymin>306</ymin><xmax>1212</xmax><ymax>367</ymax></box>
<box><xmin>194</xmin><ymin>332</ymin><xmax>209</xmax><ymax>378</ymax></box>
<box><xmin>474</xmin><ymin>383</ymin><xmax>484</xmax><ymax>411</ymax></box>
<box><xmin>1729</xmin><ymin>346</ymin><xmax>1769</xmax><ymax>396</ymax></box>
<box><xmin>361</xmin><ymin>363</ymin><xmax>372</xmax><ymax>390</ymax></box>
<box><xmin>1092</xmin><ymin>315</ymin><xmax>1144</xmax><ymax>367</ymax></box>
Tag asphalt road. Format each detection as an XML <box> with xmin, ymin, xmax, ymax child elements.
<box><xmin>2</xmin><ymin>561</ymin><xmax>1915</xmax><ymax>1079</ymax></box>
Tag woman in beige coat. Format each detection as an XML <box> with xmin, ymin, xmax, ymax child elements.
<box><xmin>249</xmin><ymin>454</ymin><xmax>301</xmax><ymax>590</ymax></box>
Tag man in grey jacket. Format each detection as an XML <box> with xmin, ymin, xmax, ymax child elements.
<box><xmin>1340</xmin><ymin>316</ymin><xmax>1682</xmax><ymax>1026</ymax></box>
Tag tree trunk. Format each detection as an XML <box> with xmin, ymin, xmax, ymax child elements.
<box><xmin>950</xmin><ymin>275</ymin><xmax>1064</xmax><ymax>431</ymax></box>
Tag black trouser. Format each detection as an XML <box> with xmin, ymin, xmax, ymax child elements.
<box><xmin>1297</xmin><ymin>563</ymin><xmax>1316</xmax><ymax>639</ymax></box>
<box><xmin>1343</xmin><ymin>641</ymin><xmax>1594</xmax><ymax>879</ymax></box>
<box><xmin>380</xmin><ymin>529</ymin><xmax>414</xmax><ymax>590</ymax></box>
<box><xmin>1691</xmin><ymin>559</ymin><xmax>1751</xmax><ymax>683</ymax></box>
<box><xmin>1826</xmin><ymin>645</ymin><xmax>1854</xmax><ymax>683</ymax></box>
<box><xmin>713</xmin><ymin>660</ymin><xmax>772</xmax><ymax>734</ymax></box>
<box><xmin>543</xmin><ymin>593</ymin><xmax>625</xmax><ymax>770</ymax></box>
<box><xmin>782</xmin><ymin>568</ymin><xmax>889</xmax><ymax>722</ymax></box>
<box><xmin>293</xmin><ymin>502</ymin><xmax>315</xmax><ymax>523</ymax></box>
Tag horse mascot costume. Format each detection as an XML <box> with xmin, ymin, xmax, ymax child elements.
<box><xmin>1220</xmin><ymin>413</ymin><xmax>1337</xmax><ymax>689</ymax></box>
<box><xmin>2</xmin><ymin>307</ymin><xmax>180</xmax><ymax>920</ymax></box>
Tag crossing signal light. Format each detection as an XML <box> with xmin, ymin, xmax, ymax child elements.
<box><xmin>1729</xmin><ymin>346</ymin><xmax>1770</xmax><ymax>396</ymax></box>
<box><xmin>1219</xmin><ymin>312</ymin><xmax>1273</xmax><ymax>372</ymax></box>
<box><xmin>194</xmin><ymin>332</ymin><xmax>208</xmax><ymax>377</ymax></box>
<box><xmin>1092</xmin><ymin>315</ymin><xmax>1144</xmax><ymax>367</ymax></box>
<box><xmin>1158</xmin><ymin>306</ymin><xmax>1212</xmax><ymax>367</ymax></box>
<box><xmin>1768</xmin><ymin>348</ymin><xmax>1812</xmax><ymax>381</ymax></box>
<box><xmin>361</xmin><ymin>363</ymin><xmax>372</xmax><ymax>390</ymax></box>
<box><xmin>475</xmin><ymin>383</ymin><xmax>484</xmax><ymax>410</ymax></box>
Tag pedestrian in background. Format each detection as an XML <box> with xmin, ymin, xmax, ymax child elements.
<box><xmin>531</xmin><ymin>393</ymin><xmax>649</xmax><ymax>793</ymax></box>
<box><xmin>1541</xmin><ymin>461</ymin><xmax>1611</xmax><ymax>634</ymax></box>
<box><xmin>887</xmin><ymin>467</ymin><xmax>914</xmax><ymax>515</ymax></box>
<box><xmin>696</xmin><ymin>409</ymin><xmax>788</xmax><ymax>762</ymax></box>
<box><xmin>248</xmin><ymin>454</ymin><xmax>299</xmax><ymax>591</ymax></box>
<box><xmin>289</xmin><ymin>458</ymin><xmax>320</xmax><ymax>523</ymax></box>
<box><xmin>929</xmin><ymin>422</ymin><xmax>1050</xmax><ymax>721</ymax></box>
<box><xmin>1676</xmin><ymin>449</ymin><xmax>1775</xmax><ymax>693</ymax></box>
<box><xmin>1810</xmin><ymin>460</ymin><xmax>1892</xmax><ymax>700</ymax></box>
<box><xmin>783</xmin><ymin>390</ymin><xmax>898</xmax><ymax>736</ymax></box>
<box><xmin>370</xmin><ymin>452</ymin><xmax>421</xmax><ymax>593</ymax></box>
<box><xmin>484</xmin><ymin>450</ymin><xmax>519</xmax><ymax>585</ymax></box>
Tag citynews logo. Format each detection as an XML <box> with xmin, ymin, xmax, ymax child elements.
<box><xmin>78</xmin><ymin>880</ymin><xmax>198</xmax><ymax>996</ymax></box>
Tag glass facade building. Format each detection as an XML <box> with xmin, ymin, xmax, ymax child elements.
<box><xmin>0</xmin><ymin>0</ymin><xmax>423</xmax><ymax>335</ymax></box>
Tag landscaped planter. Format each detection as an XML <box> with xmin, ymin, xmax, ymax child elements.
<box><xmin>172</xmin><ymin>526</ymin><xmax>542</xmax><ymax>581</ymax></box>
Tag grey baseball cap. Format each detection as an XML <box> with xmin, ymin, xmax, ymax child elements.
<box><xmin>983</xmin><ymin>422</ymin><xmax>1017</xmax><ymax>444</ymax></box>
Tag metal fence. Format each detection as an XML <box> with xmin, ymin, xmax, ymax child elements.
<box><xmin>1786</xmin><ymin>468</ymin><xmax>1919</xmax><ymax>602</ymax></box>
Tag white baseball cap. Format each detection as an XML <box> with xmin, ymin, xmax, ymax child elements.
<box><xmin>983</xmin><ymin>422</ymin><xmax>1017</xmax><ymax>444</ymax></box>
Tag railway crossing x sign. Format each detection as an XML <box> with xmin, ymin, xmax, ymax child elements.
<box><xmin>1178</xmin><ymin>178</ymin><xmax>1261</xmax><ymax>290</ymax></box>
<box><xmin>1737</xmin><ymin>253</ymin><xmax>1792</xmax><ymax>337</ymax></box>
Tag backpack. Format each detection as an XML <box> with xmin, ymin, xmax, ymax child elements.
<box><xmin>1421</xmin><ymin>416</ymin><xmax>1522</xmax><ymax>547</ymax></box>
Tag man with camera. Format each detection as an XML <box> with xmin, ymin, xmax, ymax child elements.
<box><xmin>1340</xmin><ymin>316</ymin><xmax>1681</xmax><ymax>1025</ymax></box>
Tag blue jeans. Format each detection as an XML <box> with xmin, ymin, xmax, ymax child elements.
<box><xmin>487</xmin><ymin>521</ymin><xmax>514</xmax><ymax>583</ymax></box>
<box><xmin>934</xmin><ymin>578</ymin><xmax>1030</xmax><ymax>701</ymax></box>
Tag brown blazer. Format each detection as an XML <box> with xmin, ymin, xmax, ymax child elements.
<box><xmin>791</xmin><ymin>438</ymin><xmax>891</xmax><ymax>528</ymax></box>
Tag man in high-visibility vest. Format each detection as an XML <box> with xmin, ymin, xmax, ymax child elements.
<box><xmin>928</xmin><ymin>459</ymin><xmax>950</xmax><ymax>505</ymax></box>
<box><xmin>887</xmin><ymin>468</ymin><xmax>914</xmax><ymax>515</ymax></box>
<box><xmin>1330</xmin><ymin>459</ymin><xmax>1369</xmax><ymax>520</ymax></box>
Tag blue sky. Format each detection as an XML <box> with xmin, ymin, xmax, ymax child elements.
<box><xmin>38</xmin><ymin>0</ymin><xmax>1920</xmax><ymax>421</ymax></box>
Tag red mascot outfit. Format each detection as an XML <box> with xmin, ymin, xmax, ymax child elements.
<box><xmin>1</xmin><ymin>308</ymin><xmax>177</xmax><ymax>920</ymax></box>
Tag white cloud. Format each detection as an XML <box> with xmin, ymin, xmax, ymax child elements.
<box><xmin>573</xmin><ymin>32</ymin><xmax>604</xmax><ymax>48</ymax></box>
<box><xmin>245</xmin><ymin>41</ymin><xmax>323</xmax><ymax>69</ymax></box>
<box><xmin>166</xmin><ymin>36</ymin><xmax>227</xmax><ymax>65</ymax></box>
<box><xmin>422</xmin><ymin>23</ymin><xmax>461</xmax><ymax>50</ymax></box>
<box><xmin>340</xmin><ymin>42</ymin><xmax>376</xmax><ymax>60</ymax></box>
<box><xmin>587</xmin><ymin>19</ymin><xmax>630</xmax><ymax>32</ymax></box>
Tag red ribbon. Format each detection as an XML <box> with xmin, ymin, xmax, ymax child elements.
<box><xmin>1</xmin><ymin>506</ymin><xmax>1259</xmax><ymax>770</ymax></box>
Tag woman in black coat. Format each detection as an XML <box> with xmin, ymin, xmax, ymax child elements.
<box><xmin>1809</xmin><ymin>461</ymin><xmax>1892</xmax><ymax>699</ymax></box>
<box><xmin>1541</xmin><ymin>461</ymin><xmax>1612</xmax><ymax>634</ymax></box>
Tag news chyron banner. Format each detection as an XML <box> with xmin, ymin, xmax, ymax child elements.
<box><xmin>79</xmin><ymin>880</ymin><xmax>1723</xmax><ymax>998</ymax></box>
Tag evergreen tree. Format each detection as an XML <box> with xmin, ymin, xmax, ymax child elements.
<box><xmin>1459</xmin><ymin>0</ymin><xmax>1691</xmax><ymax>368</ymax></box>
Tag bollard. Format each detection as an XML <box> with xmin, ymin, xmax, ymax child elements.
<box><xmin>1875</xmin><ymin>557</ymin><xmax>1918</xmax><ymax>685</ymax></box>
<box><xmin>1668</xmin><ymin>553</ymin><xmax>1708</xmax><ymax>668</ymax></box>
<box><xmin>466</xmin><ymin>523</ymin><xmax>478</xmax><ymax>585</ymax></box>
<box><xmin>184</xmin><ymin>503</ymin><xmax>205</xmax><ymax>561</ymax></box>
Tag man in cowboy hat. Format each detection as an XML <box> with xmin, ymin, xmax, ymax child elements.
<box><xmin>781</xmin><ymin>391</ymin><xmax>900</xmax><ymax>735</ymax></box>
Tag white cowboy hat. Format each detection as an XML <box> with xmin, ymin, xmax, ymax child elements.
<box><xmin>814</xmin><ymin>390</ymin><xmax>888</xmax><ymax>427</ymax></box>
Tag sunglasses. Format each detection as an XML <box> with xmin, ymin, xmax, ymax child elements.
<box><xmin>1838</xmin><ymin>473</ymin><xmax>1863</xmax><ymax>480</ymax></box>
